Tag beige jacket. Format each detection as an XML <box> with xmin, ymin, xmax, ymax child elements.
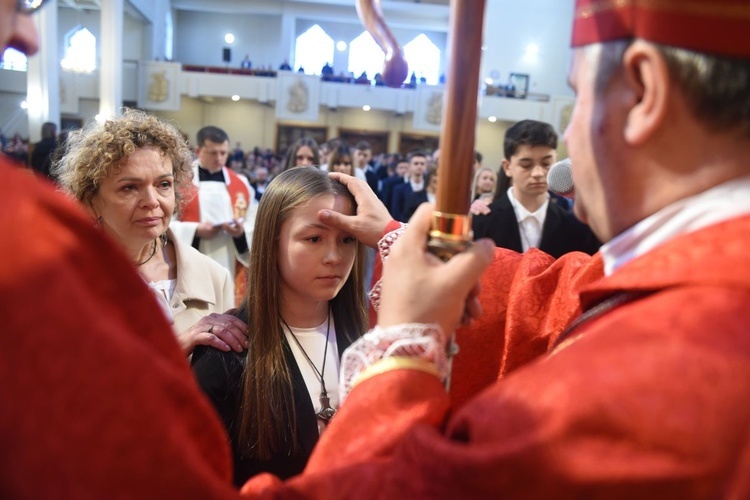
<box><xmin>166</xmin><ymin>229</ymin><xmax>234</xmax><ymax>334</ymax></box>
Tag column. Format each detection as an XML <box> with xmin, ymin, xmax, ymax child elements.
<box><xmin>99</xmin><ymin>0</ymin><xmax>124</xmax><ymax>118</ymax></box>
<box><xmin>27</xmin><ymin>0</ymin><xmax>59</xmax><ymax>142</ymax></box>
<box><xmin>280</xmin><ymin>8</ymin><xmax>296</xmax><ymax>69</ymax></box>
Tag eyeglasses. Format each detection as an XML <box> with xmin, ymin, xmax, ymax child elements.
<box><xmin>17</xmin><ymin>0</ymin><xmax>49</xmax><ymax>15</ymax></box>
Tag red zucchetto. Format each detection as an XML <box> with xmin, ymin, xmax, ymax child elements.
<box><xmin>572</xmin><ymin>0</ymin><xmax>750</xmax><ymax>58</ymax></box>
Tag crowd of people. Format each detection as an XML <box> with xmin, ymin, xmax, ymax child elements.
<box><xmin>2</xmin><ymin>0</ymin><xmax>749</xmax><ymax>497</ymax></box>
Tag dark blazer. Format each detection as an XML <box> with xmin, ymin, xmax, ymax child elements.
<box><xmin>191</xmin><ymin>322</ymin><xmax>356</xmax><ymax>486</ymax></box>
<box><xmin>391</xmin><ymin>182</ymin><xmax>418</xmax><ymax>222</ymax></box>
<box><xmin>379</xmin><ymin>175</ymin><xmax>406</xmax><ymax>211</ymax></box>
<box><xmin>30</xmin><ymin>138</ymin><xmax>57</xmax><ymax>180</ymax></box>
<box><xmin>403</xmin><ymin>190</ymin><xmax>429</xmax><ymax>222</ymax></box>
<box><xmin>363</xmin><ymin>164</ymin><xmax>385</xmax><ymax>194</ymax></box>
<box><xmin>472</xmin><ymin>192</ymin><xmax>601</xmax><ymax>257</ymax></box>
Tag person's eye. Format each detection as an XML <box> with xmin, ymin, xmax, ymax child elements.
<box><xmin>306</xmin><ymin>235</ymin><xmax>321</xmax><ymax>243</ymax></box>
<box><xmin>121</xmin><ymin>184</ymin><xmax>136</xmax><ymax>192</ymax></box>
<box><xmin>159</xmin><ymin>180</ymin><xmax>173</xmax><ymax>189</ymax></box>
<box><xmin>342</xmin><ymin>236</ymin><xmax>357</xmax><ymax>244</ymax></box>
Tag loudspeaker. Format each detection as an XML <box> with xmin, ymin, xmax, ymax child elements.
<box><xmin>222</xmin><ymin>48</ymin><xmax>231</xmax><ymax>63</ymax></box>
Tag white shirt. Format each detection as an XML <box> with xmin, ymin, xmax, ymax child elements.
<box><xmin>354</xmin><ymin>166</ymin><xmax>367</xmax><ymax>182</ymax></box>
<box><xmin>410</xmin><ymin>178</ymin><xmax>425</xmax><ymax>192</ymax></box>
<box><xmin>601</xmin><ymin>175</ymin><xmax>750</xmax><ymax>276</ymax></box>
<box><xmin>507</xmin><ymin>187</ymin><xmax>549</xmax><ymax>252</ymax></box>
<box><xmin>146</xmin><ymin>279</ymin><xmax>177</xmax><ymax>325</ymax></box>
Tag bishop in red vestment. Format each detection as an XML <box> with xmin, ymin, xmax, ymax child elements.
<box><xmin>3</xmin><ymin>0</ymin><xmax>750</xmax><ymax>498</ymax></box>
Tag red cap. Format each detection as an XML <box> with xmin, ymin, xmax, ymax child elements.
<box><xmin>572</xmin><ymin>0</ymin><xmax>750</xmax><ymax>59</ymax></box>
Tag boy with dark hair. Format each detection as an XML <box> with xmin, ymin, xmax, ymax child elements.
<box><xmin>390</xmin><ymin>150</ymin><xmax>428</xmax><ymax>222</ymax></box>
<box><xmin>472</xmin><ymin>119</ymin><xmax>600</xmax><ymax>257</ymax></box>
<box><xmin>502</xmin><ymin>119</ymin><xmax>557</xmax><ymax>160</ymax></box>
<box><xmin>353</xmin><ymin>140</ymin><xmax>375</xmax><ymax>188</ymax></box>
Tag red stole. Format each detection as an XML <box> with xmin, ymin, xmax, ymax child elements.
<box><xmin>181</xmin><ymin>167</ymin><xmax>250</xmax><ymax>223</ymax></box>
<box><xmin>179</xmin><ymin>166</ymin><xmax>251</xmax><ymax>307</ymax></box>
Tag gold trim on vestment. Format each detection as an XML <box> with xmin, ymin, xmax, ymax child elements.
<box><xmin>352</xmin><ymin>357</ymin><xmax>440</xmax><ymax>390</ymax></box>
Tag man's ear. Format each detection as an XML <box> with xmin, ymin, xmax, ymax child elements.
<box><xmin>501</xmin><ymin>159</ymin><xmax>511</xmax><ymax>177</ymax></box>
<box><xmin>622</xmin><ymin>41</ymin><xmax>670</xmax><ymax>146</ymax></box>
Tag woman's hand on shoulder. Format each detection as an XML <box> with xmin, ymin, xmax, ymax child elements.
<box><xmin>179</xmin><ymin>312</ymin><xmax>248</xmax><ymax>356</ymax></box>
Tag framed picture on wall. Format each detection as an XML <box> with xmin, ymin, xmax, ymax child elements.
<box><xmin>276</xmin><ymin>124</ymin><xmax>328</xmax><ymax>156</ymax></box>
<box><xmin>508</xmin><ymin>73</ymin><xmax>530</xmax><ymax>99</ymax></box>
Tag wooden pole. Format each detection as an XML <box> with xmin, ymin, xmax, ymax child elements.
<box><xmin>436</xmin><ymin>0</ymin><xmax>486</xmax><ymax>216</ymax></box>
<box><xmin>356</xmin><ymin>0</ymin><xmax>487</xmax><ymax>258</ymax></box>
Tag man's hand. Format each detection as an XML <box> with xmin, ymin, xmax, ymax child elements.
<box><xmin>195</xmin><ymin>221</ymin><xmax>220</xmax><ymax>240</ymax></box>
<box><xmin>469</xmin><ymin>196</ymin><xmax>492</xmax><ymax>216</ymax></box>
<box><xmin>220</xmin><ymin>219</ymin><xmax>245</xmax><ymax>238</ymax></box>
<box><xmin>318</xmin><ymin>172</ymin><xmax>393</xmax><ymax>247</ymax></box>
<box><xmin>378</xmin><ymin>203</ymin><xmax>495</xmax><ymax>335</ymax></box>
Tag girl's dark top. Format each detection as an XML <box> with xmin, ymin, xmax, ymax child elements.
<box><xmin>191</xmin><ymin>321</ymin><xmax>356</xmax><ymax>486</ymax></box>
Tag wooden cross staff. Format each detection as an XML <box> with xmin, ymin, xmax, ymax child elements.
<box><xmin>357</xmin><ymin>0</ymin><xmax>486</xmax><ymax>259</ymax></box>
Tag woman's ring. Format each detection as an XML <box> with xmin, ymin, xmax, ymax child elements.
<box><xmin>208</xmin><ymin>325</ymin><xmax>214</xmax><ymax>334</ymax></box>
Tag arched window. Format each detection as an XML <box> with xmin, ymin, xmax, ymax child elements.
<box><xmin>294</xmin><ymin>25</ymin><xmax>333</xmax><ymax>75</ymax></box>
<box><xmin>404</xmin><ymin>34</ymin><xmax>440</xmax><ymax>85</ymax></box>
<box><xmin>60</xmin><ymin>27</ymin><xmax>96</xmax><ymax>73</ymax></box>
<box><xmin>1</xmin><ymin>48</ymin><xmax>28</xmax><ymax>71</ymax></box>
<box><xmin>347</xmin><ymin>31</ymin><xmax>384</xmax><ymax>81</ymax></box>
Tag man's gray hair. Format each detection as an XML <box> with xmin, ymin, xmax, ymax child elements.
<box><xmin>590</xmin><ymin>39</ymin><xmax>750</xmax><ymax>139</ymax></box>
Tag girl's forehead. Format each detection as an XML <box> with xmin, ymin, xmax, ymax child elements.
<box><xmin>282</xmin><ymin>194</ymin><xmax>354</xmax><ymax>233</ymax></box>
<box><xmin>292</xmin><ymin>193</ymin><xmax>353</xmax><ymax>213</ymax></box>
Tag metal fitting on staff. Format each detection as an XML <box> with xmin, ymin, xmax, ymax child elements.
<box><xmin>427</xmin><ymin>211</ymin><xmax>473</xmax><ymax>262</ymax></box>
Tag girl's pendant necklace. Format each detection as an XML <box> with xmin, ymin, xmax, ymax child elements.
<box><xmin>283</xmin><ymin>308</ymin><xmax>337</xmax><ymax>433</ymax></box>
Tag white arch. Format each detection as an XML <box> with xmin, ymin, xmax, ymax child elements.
<box><xmin>61</xmin><ymin>27</ymin><xmax>96</xmax><ymax>74</ymax></box>
<box><xmin>404</xmin><ymin>34</ymin><xmax>440</xmax><ymax>85</ymax></box>
<box><xmin>294</xmin><ymin>25</ymin><xmax>334</xmax><ymax>75</ymax></box>
<box><xmin>347</xmin><ymin>31</ymin><xmax>384</xmax><ymax>81</ymax></box>
<box><xmin>1</xmin><ymin>48</ymin><xmax>28</xmax><ymax>72</ymax></box>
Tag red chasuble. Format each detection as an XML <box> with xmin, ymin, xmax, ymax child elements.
<box><xmin>242</xmin><ymin>215</ymin><xmax>750</xmax><ymax>498</ymax></box>
<box><xmin>0</xmin><ymin>157</ymin><xmax>236</xmax><ymax>498</ymax></box>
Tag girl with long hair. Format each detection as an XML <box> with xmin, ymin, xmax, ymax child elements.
<box><xmin>471</xmin><ymin>166</ymin><xmax>498</xmax><ymax>201</ymax></box>
<box><xmin>328</xmin><ymin>144</ymin><xmax>354</xmax><ymax>176</ymax></box>
<box><xmin>283</xmin><ymin>137</ymin><xmax>320</xmax><ymax>171</ymax></box>
<box><xmin>192</xmin><ymin>167</ymin><xmax>367</xmax><ymax>485</ymax></box>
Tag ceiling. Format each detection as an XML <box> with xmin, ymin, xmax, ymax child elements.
<box><xmin>58</xmin><ymin>0</ymin><xmax>451</xmax><ymax>33</ymax></box>
<box><xmin>59</xmin><ymin>0</ymin><xmax>449</xmax><ymax>11</ymax></box>
<box><xmin>59</xmin><ymin>0</ymin><xmax>101</xmax><ymax>8</ymax></box>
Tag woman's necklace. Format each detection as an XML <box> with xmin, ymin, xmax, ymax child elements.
<box><xmin>136</xmin><ymin>239</ymin><xmax>158</xmax><ymax>266</ymax></box>
<box><xmin>281</xmin><ymin>309</ymin><xmax>337</xmax><ymax>428</ymax></box>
